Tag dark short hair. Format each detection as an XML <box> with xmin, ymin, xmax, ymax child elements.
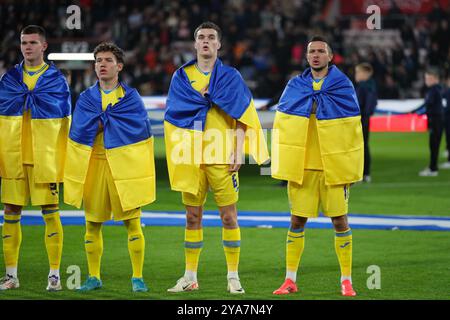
<box><xmin>425</xmin><ymin>67</ymin><xmax>440</xmax><ymax>79</ymax></box>
<box><xmin>60</xmin><ymin>69</ymin><xmax>71</xmax><ymax>77</ymax></box>
<box><xmin>308</xmin><ymin>35</ymin><xmax>333</xmax><ymax>54</ymax></box>
<box><xmin>93</xmin><ymin>42</ymin><xmax>125</xmax><ymax>64</ymax></box>
<box><xmin>21</xmin><ymin>25</ymin><xmax>46</xmax><ymax>41</ymax></box>
<box><xmin>194</xmin><ymin>21</ymin><xmax>222</xmax><ymax>41</ymax></box>
<box><xmin>356</xmin><ymin>62</ymin><xmax>374</xmax><ymax>75</ymax></box>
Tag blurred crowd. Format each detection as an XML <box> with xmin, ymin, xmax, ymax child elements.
<box><xmin>1</xmin><ymin>0</ymin><xmax>449</xmax><ymax>100</ymax></box>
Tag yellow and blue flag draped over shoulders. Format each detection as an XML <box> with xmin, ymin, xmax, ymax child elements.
<box><xmin>0</xmin><ymin>61</ymin><xmax>71</xmax><ymax>182</ymax></box>
<box><xmin>271</xmin><ymin>65</ymin><xmax>363</xmax><ymax>185</ymax></box>
<box><xmin>64</xmin><ymin>82</ymin><xmax>155</xmax><ymax>211</ymax></box>
<box><xmin>164</xmin><ymin>59</ymin><xmax>269</xmax><ymax>194</ymax></box>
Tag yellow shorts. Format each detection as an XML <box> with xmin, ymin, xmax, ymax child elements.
<box><xmin>182</xmin><ymin>164</ymin><xmax>239</xmax><ymax>207</ymax></box>
<box><xmin>288</xmin><ymin>170</ymin><xmax>350</xmax><ymax>218</ymax></box>
<box><xmin>83</xmin><ymin>155</ymin><xmax>141</xmax><ymax>223</ymax></box>
<box><xmin>1</xmin><ymin>164</ymin><xmax>59</xmax><ymax>206</ymax></box>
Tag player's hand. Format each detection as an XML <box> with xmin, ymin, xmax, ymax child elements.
<box><xmin>229</xmin><ymin>123</ymin><xmax>246</xmax><ymax>172</ymax></box>
<box><xmin>229</xmin><ymin>152</ymin><xmax>242</xmax><ymax>172</ymax></box>
<box><xmin>200</xmin><ymin>86</ymin><xmax>209</xmax><ymax>97</ymax></box>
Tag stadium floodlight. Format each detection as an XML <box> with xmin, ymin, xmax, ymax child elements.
<box><xmin>47</xmin><ymin>53</ymin><xmax>95</xmax><ymax>61</ymax></box>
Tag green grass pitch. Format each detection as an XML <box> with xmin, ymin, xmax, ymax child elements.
<box><xmin>1</xmin><ymin>132</ymin><xmax>450</xmax><ymax>300</ymax></box>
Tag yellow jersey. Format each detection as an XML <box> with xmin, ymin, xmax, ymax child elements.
<box><xmin>22</xmin><ymin>62</ymin><xmax>49</xmax><ymax>164</ymax></box>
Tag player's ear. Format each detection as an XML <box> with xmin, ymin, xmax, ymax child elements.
<box><xmin>194</xmin><ymin>40</ymin><xmax>199</xmax><ymax>51</ymax></box>
<box><xmin>117</xmin><ymin>63</ymin><xmax>123</xmax><ymax>72</ymax></box>
<box><xmin>42</xmin><ymin>41</ymin><xmax>48</xmax><ymax>52</ymax></box>
<box><xmin>328</xmin><ymin>53</ymin><xmax>333</xmax><ymax>63</ymax></box>
<box><xmin>217</xmin><ymin>41</ymin><xmax>221</xmax><ymax>50</ymax></box>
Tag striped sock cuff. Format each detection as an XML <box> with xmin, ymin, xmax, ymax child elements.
<box><xmin>42</xmin><ymin>208</ymin><xmax>59</xmax><ymax>215</ymax></box>
<box><xmin>184</xmin><ymin>241</ymin><xmax>204</xmax><ymax>249</ymax></box>
<box><xmin>223</xmin><ymin>240</ymin><xmax>241</xmax><ymax>248</ymax></box>
<box><xmin>222</xmin><ymin>228</ymin><xmax>241</xmax><ymax>248</ymax></box>
<box><xmin>288</xmin><ymin>227</ymin><xmax>305</xmax><ymax>240</ymax></box>
<box><xmin>3</xmin><ymin>213</ymin><xmax>22</xmax><ymax>224</ymax></box>
<box><xmin>335</xmin><ymin>228</ymin><xmax>352</xmax><ymax>237</ymax></box>
<box><xmin>185</xmin><ymin>228</ymin><xmax>203</xmax><ymax>249</ymax></box>
<box><xmin>289</xmin><ymin>227</ymin><xmax>304</xmax><ymax>233</ymax></box>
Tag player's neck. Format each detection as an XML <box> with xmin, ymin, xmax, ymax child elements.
<box><xmin>99</xmin><ymin>77</ymin><xmax>119</xmax><ymax>91</ymax></box>
<box><xmin>24</xmin><ymin>58</ymin><xmax>45</xmax><ymax>68</ymax></box>
<box><xmin>311</xmin><ymin>66</ymin><xmax>329</xmax><ymax>80</ymax></box>
<box><xmin>196</xmin><ymin>55</ymin><xmax>216</xmax><ymax>73</ymax></box>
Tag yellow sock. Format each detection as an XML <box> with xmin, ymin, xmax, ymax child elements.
<box><xmin>185</xmin><ymin>228</ymin><xmax>203</xmax><ymax>274</ymax></box>
<box><xmin>335</xmin><ymin>228</ymin><xmax>353</xmax><ymax>280</ymax></box>
<box><xmin>286</xmin><ymin>227</ymin><xmax>305</xmax><ymax>281</ymax></box>
<box><xmin>42</xmin><ymin>208</ymin><xmax>63</xmax><ymax>270</ymax></box>
<box><xmin>2</xmin><ymin>212</ymin><xmax>22</xmax><ymax>270</ymax></box>
<box><xmin>85</xmin><ymin>221</ymin><xmax>103</xmax><ymax>279</ymax></box>
<box><xmin>125</xmin><ymin>217</ymin><xmax>145</xmax><ymax>279</ymax></box>
<box><xmin>222</xmin><ymin>227</ymin><xmax>240</xmax><ymax>273</ymax></box>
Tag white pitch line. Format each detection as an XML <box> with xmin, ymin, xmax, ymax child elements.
<box><xmin>245</xmin><ymin>181</ymin><xmax>450</xmax><ymax>189</ymax></box>
<box><xmin>7</xmin><ymin>210</ymin><xmax>450</xmax><ymax>228</ymax></box>
<box><xmin>348</xmin><ymin>216</ymin><xmax>450</xmax><ymax>228</ymax></box>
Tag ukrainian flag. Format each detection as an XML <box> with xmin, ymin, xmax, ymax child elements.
<box><xmin>64</xmin><ymin>82</ymin><xmax>155</xmax><ymax>211</ymax></box>
<box><xmin>164</xmin><ymin>59</ymin><xmax>269</xmax><ymax>195</ymax></box>
<box><xmin>271</xmin><ymin>66</ymin><xmax>364</xmax><ymax>185</ymax></box>
<box><xmin>0</xmin><ymin>62</ymin><xmax>71</xmax><ymax>182</ymax></box>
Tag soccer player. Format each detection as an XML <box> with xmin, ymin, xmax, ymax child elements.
<box><xmin>417</xmin><ymin>68</ymin><xmax>444</xmax><ymax>176</ymax></box>
<box><xmin>0</xmin><ymin>25</ymin><xmax>71</xmax><ymax>291</ymax></box>
<box><xmin>63</xmin><ymin>43</ymin><xmax>156</xmax><ymax>292</ymax></box>
<box><xmin>355</xmin><ymin>63</ymin><xmax>377</xmax><ymax>183</ymax></box>
<box><xmin>164</xmin><ymin>22</ymin><xmax>269</xmax><ymax>294</ymax></box>
<box><xmin>271</xmin><ymin>36</ymin><xmax>363</xmax><ymax>297</ymax></box>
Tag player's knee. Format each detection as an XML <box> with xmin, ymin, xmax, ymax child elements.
<box><xmin>331</xmin><ymin>215</ymin><xmax>349</xmax><ymax>231</ymax></box>
<box><xmin>186</xmin><ymin>211</ymin><xmax>202</xmax><ymax>228</ymax></box>
<box><xmin>290</xmin><ymin>215</ymin><xmax>307</xmax><ymax>229</ymax></box>
<box><xmin>4</xmin><ymin>204</ymin><xmax>23</xmax><ymax>215</ymax></box>
<box><xmin>221</xmin><ymin>213</ymin><xmax>238</xmax><ymax>228</ymax></box>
